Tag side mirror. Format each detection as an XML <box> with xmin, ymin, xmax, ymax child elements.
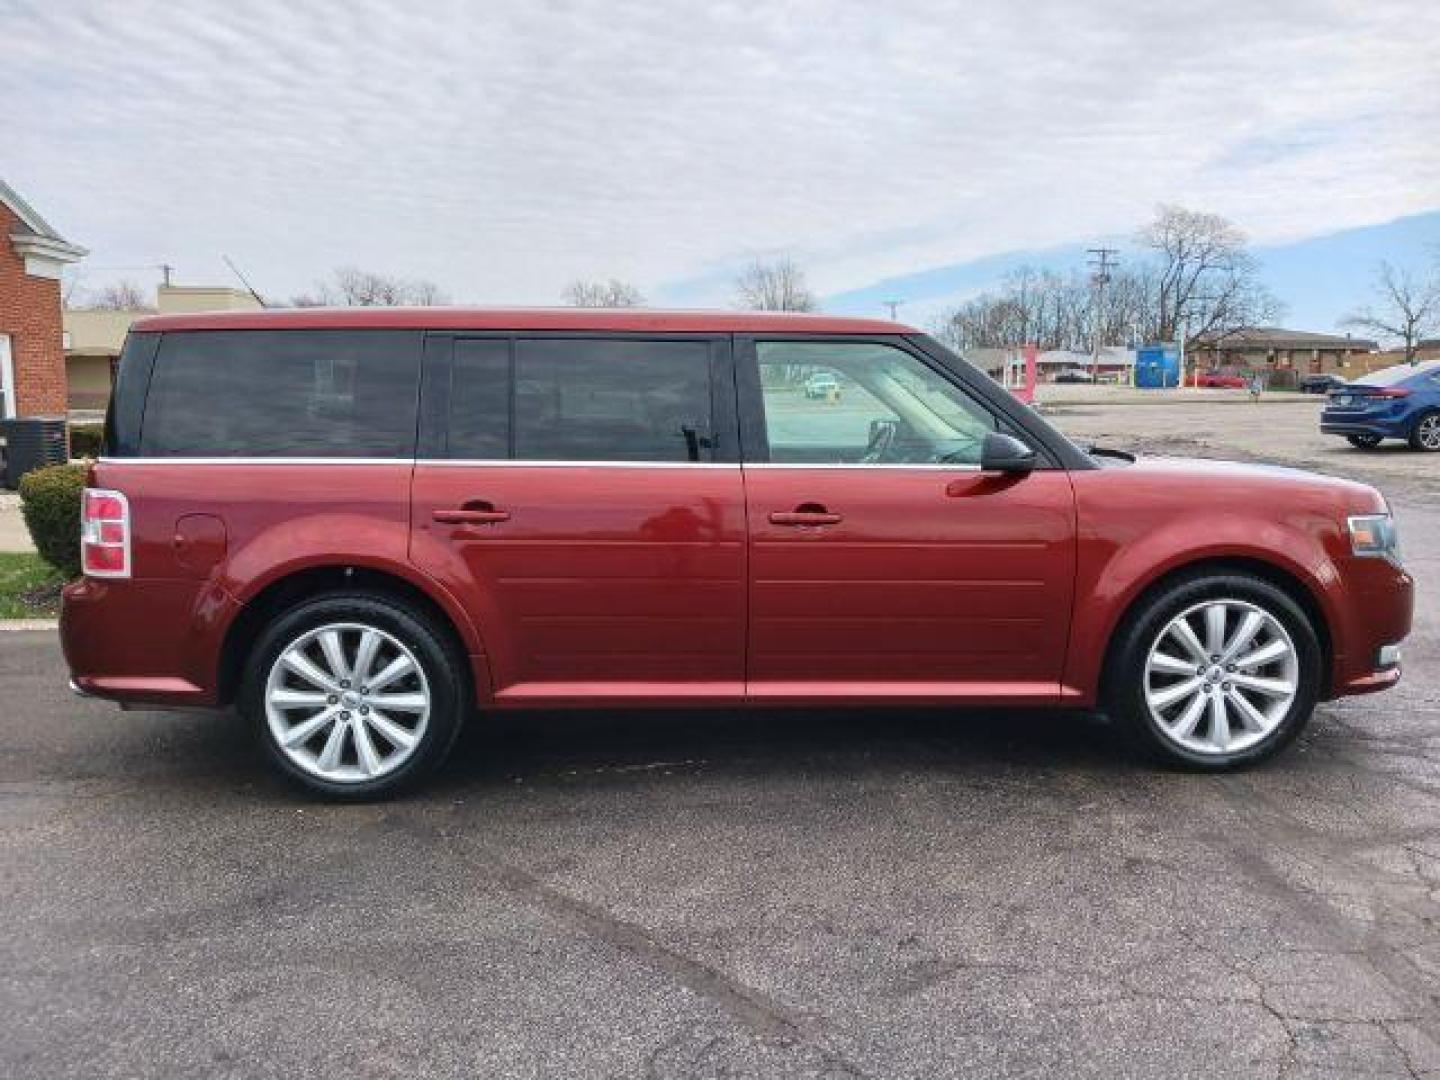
<box><xmin>979</xmin><ymin>431</ymin><xmax>1038</xmax><ymax>475</ymax></box>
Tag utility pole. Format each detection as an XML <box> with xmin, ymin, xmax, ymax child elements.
<box><xmin>159</xmin><ymin>263</ymin><xmax>174</xmax><ymax>287</ymax></box>
<box><xmin>1087</xmin><ymin>248</ymin><xmax>1118</xmax><ymax>382</ymax></box>
<box><xmin>882</xmin><ymin>299</ymin><xmax>903</xmax><ymax>321</ymax></box>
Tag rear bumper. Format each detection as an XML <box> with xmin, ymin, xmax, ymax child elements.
<box><xmin>61</xmin><ymin>576</ymin><xmax>238</xmax><ymax>707</ymax></box>
<box><xmin>1321</xmin><ymin>420</ymin><xmax>1400</xmax><ymax>437</ymax></box>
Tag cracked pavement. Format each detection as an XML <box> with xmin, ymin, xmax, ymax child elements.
<box><xmin>2</xmin><ymin>404</ymin><xmax>1438</xmax><ymax>1078</ymax></box>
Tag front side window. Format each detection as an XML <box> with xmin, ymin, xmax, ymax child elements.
<box><xmin>141</xmin><ymin>330</ymin><xmax>421</xmax><ymax>457</ymax></box>
<box><xmin>513</xmin><ymin>338</ymin><xmax>713</xmax><ymax>462</ymax></box>
<box><xmin>756</xmin><ymin>341</ymin><xmax>996</xmax><ymax>464</ymax></box>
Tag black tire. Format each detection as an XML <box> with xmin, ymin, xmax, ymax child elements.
<box><xmin>1105</xmin><ymin>572</ymin><xmax>1322</xmax><ymax>770</ymax></box>
<box><xmin>1346</xmin><ymin>433</ymin><xmax>1382</xmax><ymax>450</ymax></box>
<box><xmin>1408</xmin><ymin>410</ymin><xmax>1440</xmax><ymax>452</ymax></box>
<box><xmin>240</xmin><ymin>592</ymin><xmax>468</xmax><ymax>800</ymax></box>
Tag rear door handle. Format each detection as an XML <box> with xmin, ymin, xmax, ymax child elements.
<box><xmin>433</xmin><ymin>508</ymin><xmax>510</xmax><ymax>525</ymax></box>
<box><xmin>769</xmin><ymin>509</ymin><xmax>842</xmax><ymax>526</ymax></box>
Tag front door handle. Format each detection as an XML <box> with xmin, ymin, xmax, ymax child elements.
<box><xmin>769</xmin><ymin>507</ymin><xmax>842</xmax><ymax>526</ymax></box>
<box><xmin>433</xmin><ymin>507</ymin><xmax>510</xmax><ymax>525</ymax></box>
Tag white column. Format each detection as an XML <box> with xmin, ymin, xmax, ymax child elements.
<box><xmin>0</xmin><ymin>334</ymin><xmax>15</xmax><ymax>419</ymax></box>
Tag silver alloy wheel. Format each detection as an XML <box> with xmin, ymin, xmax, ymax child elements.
<box><xmin>1418</xmin><ymin>414</ymin><xmax>1440</xmax><ymax>450</ymax></box>
<box><xmin>1143</xmin><ymin>599</ymin><xmax>1299</xmax><ymax>756</ymax></box>
<box><xmin>264</xmin><ymin>622</ymin><xmax>431</xmax><ymax>784</ymax></box>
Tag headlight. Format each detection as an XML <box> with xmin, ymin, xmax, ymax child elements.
<box><xmin>1348</xmin><ymin>513</ymin><xmax>1401</xmax><ymax>564</ymax></box>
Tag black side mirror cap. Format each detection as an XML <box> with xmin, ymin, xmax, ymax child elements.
<box><xmin>979</xmin><ymin>431</ymin><xmax>1038</xmax><ymax>475</ymax></box>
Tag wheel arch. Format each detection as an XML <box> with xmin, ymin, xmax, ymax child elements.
<box><xmin>217</xmin><ymin>563</ymin><xmax>487</xmax><ymax>706</ymax></box>
<box><xmin>1097</xmin><ymin>555</ymin><xmax>1334</xmax><ymax>702</ymax></box>
<box><xmin>1410</xmin><ymin>406</ymin><xmax>1440</xmax><ymax>449</ymax></box>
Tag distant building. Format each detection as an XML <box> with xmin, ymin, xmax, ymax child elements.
<box><xmin>1191</xmin><ymin>327</ymin><xmax>1377</xmax><ymax>379</ymax></box>
<box><xmin>63</xmin><ymin>284</ymin><xmax>262</xmax><ymax>412</ymax></box>
<box><xmin>1358</xmin><ymin>339</ymin><xmax>1440</xmax><ymax>374</ymax></box>
<box><xmin>963</xmin><ymin>345</ymin><xmax>1134</xmax><ymax>382</ymax></box>
<box><xmin>0</xmin><ymin>177</ymin><xmax>86</xmax><ymax>418</ymax></box>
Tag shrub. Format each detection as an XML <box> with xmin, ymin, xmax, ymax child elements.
<box><xmin>69</xmin><ymin>423</ymin><xmax>105</xmax><ymax>459</ymax></box>
<box><xmin>18</xmin><ymin>463</ymin><xmax>88</xmax><ymax>578</ymax></box>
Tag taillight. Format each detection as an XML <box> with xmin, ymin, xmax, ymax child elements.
<box><xmin>1375</xmin><ymin>388</ymin><xmax>1411</xmax><ymax>398</ymax></box>
<box><xmin>81</xmin><ymin>488</ymin><xmax>131</xmax><ymax>578</ymax></box>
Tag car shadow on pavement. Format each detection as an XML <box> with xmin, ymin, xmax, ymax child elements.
<box><xmin>427</xmin><ymin>706</ymin><xmax>1136</xmax><ymax>796</ymax></box>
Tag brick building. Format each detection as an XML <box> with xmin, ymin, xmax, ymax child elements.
<box><xmin>0</xmin><ymin>177</ymin><xmax>86</xmax><ymax>418</ymax></box>
<box><xmin>1190</xmin><ymin>327</ymin><xmax>1378</xmax><ymax>382</ymax></box>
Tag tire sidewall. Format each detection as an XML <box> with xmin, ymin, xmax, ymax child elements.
<box><xmin>241</xmin><ymin>593</ymin><xmax>467</xmax><ymax>799</ymax></box>
<box><xmin>1409</xmin><ymin>410</ymin><xmax>1440</xmax><ymax>452</ymax></box>
<box><xmin>1109</xmin><ymin>573</ymin><xmax>1322</xmax><ymax>769</ymax></box>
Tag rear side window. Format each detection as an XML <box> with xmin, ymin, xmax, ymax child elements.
<box><xmin>141</xmin><ymin>330</ymin><xmax>422</xmax><ymax>457</ymax></box>
<box><xmin>447</xmin><ymin>339</ymin><xmax>510</xmax><ymax>458</ymax></box>
<box><xmin>446</xmin><ymin>337</ymin><xmax>716</xmax><ymax>462</ymax></box>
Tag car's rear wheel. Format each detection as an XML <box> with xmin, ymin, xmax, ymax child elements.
<box><xmin>240</xmin><ymin>592</ymin><xmax>467</xmax><ymax>799</ymax></box>
<box><xmin>1409</xmin><ymin>411</ymin><xmax>1440</xmax><ymax>452</ymax></box>
<box><xmin>1106</xmin><ymin>572</ymin><xmax>1321</xmax><ymax>769</ymax></box>
<box><xmin>1346</xmin><ymin>433</ymin><xmax>1383</xmax><ymax>449</ymax></box>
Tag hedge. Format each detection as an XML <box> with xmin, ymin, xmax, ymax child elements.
<box><xmin>18</xmin><ymin>463</ymin><xmax>87</xmax><ymax>578</ymax></box>
<box><xmin>69</xmin><ymin>423</ymin><xmax>104</xmax><ymax>459</ymax></box>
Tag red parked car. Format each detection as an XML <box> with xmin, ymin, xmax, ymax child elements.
<box><xmin>1195</xmin><ymin>370</ymin><xmax>1248</xmax><ymax>389</ymax></box>
<box><xmin>63</xmin><ymin>309</ymin><xmax>1412</xmax><ymax>798</ymax></box>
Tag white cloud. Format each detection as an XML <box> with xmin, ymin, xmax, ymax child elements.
<box><xmin>3</xmin><ymin>0</ymin><xmax>1436</xmax><ymax>305</ymax></box>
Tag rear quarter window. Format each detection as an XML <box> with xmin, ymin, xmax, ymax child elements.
<box><xmin>140</xmin><ymin>330</ymin><xmax>422</xmax><ymax>458</ymax></box>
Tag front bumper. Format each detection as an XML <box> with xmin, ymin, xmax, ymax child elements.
<box><xmin>1326</xmin><ymin>560</ymin><xmax>1413</xmax><ymax>699</ymax></box>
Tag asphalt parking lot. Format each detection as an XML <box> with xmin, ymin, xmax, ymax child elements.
<box><xmin>3</xmin><ymin>398</ymin><xmax>1439</xmax><ymax>1078</ymax></box>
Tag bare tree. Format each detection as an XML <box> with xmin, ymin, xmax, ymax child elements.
<box><xmin>562</xmin><ymin>278</ymin><xmax>645</xmax><ymax>307</ymax></box>
<box><xmin>734</xmin><ymin>258</ymin><xmax>817</xmax><ymax>312</ymax></box>
<box><xmin>934</xmin><ymin>208</ymin><xmax>1280</xmax><ymax>358</ymax></box>
<box><xmin>935</xmin><ymin>264</ymin><xmax>1156</xmax><ymax>353</ymax></box>
<box><xmin>290</xmin><ymin>266</ymin><xmax>448</xmax><ymax>307</ymax></box>
<box><xmin>79</xmin><ymin>280</ymin><xmax>153</xmax><ymax>311</ymax></box>
<box><xmin>1140</xmin><ymin>205</ymin><xmax>1282</xmax><ymax>346</ymax></box>
<box><xmin>1342</xmin><ymin>260</ymin><xmax>1440</xmax><ymax>363</ymax></box>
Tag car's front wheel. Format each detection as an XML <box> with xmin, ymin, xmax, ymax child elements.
<box><xmin>1409</xmin><ymin>411</ymin><xmax>1440</xmax><ymax>452</ymax></box>
<box><xmin>1106</xmin><ymin>572</ymin><xmax>1322</xmax><ymax>769</ymax></box>
<box><xmin>1346</xmin><ymin>433</ymin><xmax>1383</xmax><ymax>449</ymax></box>
<box><xmin>240</xmin><ymin>592</ymin><xmax>468</xmax><ymax>799</ymax></box>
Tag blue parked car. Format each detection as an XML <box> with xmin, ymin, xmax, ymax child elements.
<box><xmin>1320</xmin><ymin>361</ymin><xmax>1440</xmax><ymax>451</ymax></box>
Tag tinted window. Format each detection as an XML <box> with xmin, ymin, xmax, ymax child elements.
<box><xmin>757</xmin><ymin>341</ymin><xmax>996</xmax><ymax>465</ymax></box>
<box><xmin>103</xmin><ymin>332</ymin><xmax>159</xmax><ymax>456</ymax></box>
<box><xmin>513</xmin><ymin>338</ymin><xmax>713</xmax><ymax>462</ymax></box>
<box><xmin>141</xmin><ymin>331</ymin><xmax>421</xmax><ymax>457</ymax></box>
<box><xmin>447</xmin><ymin>338</ymin><xmax>511</xmax><ymax>458</ymax></box>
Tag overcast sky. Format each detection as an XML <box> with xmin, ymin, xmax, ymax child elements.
<box><xmin>4</xmin><ymin>0</ymin><xmax>1437</xmax><ymax>309</ymax></box>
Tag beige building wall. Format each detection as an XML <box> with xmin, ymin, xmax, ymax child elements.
<box><xmin>62</xmin><ymin>285</ymin><xmax>262</xmax><ymax>410</ymax></box>
<box><xmin>67</xmin><ymin>355</ymin><xmax>113</xmax><ymax>410</ymax></box>
<box><xmin>154</xmin><ymin>285</ymin><xmax>262</xmax><ymax>314</ymax></box>
<box><xmin>63</xmin><ymin>308</ymin><xmax>137</xmax><ymax>354</ymax></box>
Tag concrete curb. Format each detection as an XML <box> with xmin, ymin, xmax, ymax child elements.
<box><xmin>0</xmin><ymin>619</ymin><xmax>58</xmax><ymax>631</ymax></box>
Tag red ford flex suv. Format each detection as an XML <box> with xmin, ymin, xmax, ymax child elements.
<box><xmin>62</xmin><ymin>309</ymin><xmax>1412</xmax><ymax>798</ymax></box>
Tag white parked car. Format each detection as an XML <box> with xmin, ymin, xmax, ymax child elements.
<box><xmin>804</xmin><ymin>372</ymin><xmax>841</xmax><ymax>399</ymax></box>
